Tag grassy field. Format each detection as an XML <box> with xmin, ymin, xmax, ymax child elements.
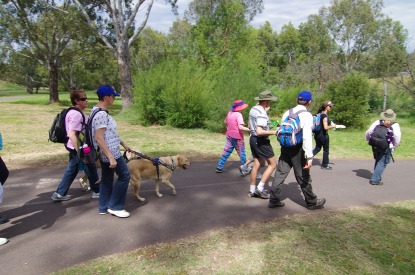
<box><xmin>1</xmin><ymin>81</ymin><xmax>415</xmax><ymax>274</ymax></box>
<box><xmin>54</xmin><ymin>201</ymin><xmax>415</xmax><ymax>274</ymax></box>
<box><xmin>0</xmin><ymin>81</ymin><xmax>414</xmax><ymax>170</ymax></box>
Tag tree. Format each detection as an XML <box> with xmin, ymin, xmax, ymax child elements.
<box><xmin>320</xmin><ymin>0</ymin><xmax>383</xmax><ymax>73</ymax></box>
<box><xmin>185</xmin><ymin>0</ymin><xmax>263</xmax><ymax>64</ymax></box>
<box><xmin>0</xmin><ymin>0</ymin><xmax>89</xmax><ymax>103</ymax></box>
<box><xmin>72</xmin><ymin>0</ymin><xmax>178</xmax><ymax>110</ymax></box>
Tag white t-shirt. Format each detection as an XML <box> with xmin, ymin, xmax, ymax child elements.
<box><xmin>90</xmin><ymin>107</ymin><xmax>122</xmax><ymax>162</ymax></box>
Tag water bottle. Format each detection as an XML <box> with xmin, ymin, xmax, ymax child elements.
<box><xmin>82</xmin><ymin>144</ymin><xmax>95</xmax><ymax>164</ymax></box>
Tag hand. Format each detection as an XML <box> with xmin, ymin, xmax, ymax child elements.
<box><xmin>303</xmin><ymin>159</ymin><xmax>312</xmax><ymax>170</ymax></box>
<box><xmin>109</xmin><ymin>158</ymin><xmax>117</xmax><ymax>169</ymax></box>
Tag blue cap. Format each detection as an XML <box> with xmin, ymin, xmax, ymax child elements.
<box><xmin>297</xmin><ymin>90</ymin><xmax>313</xmax><ymax>101</ymax></box>
<box><xmin>97</xmin><ymin>85</ymin><xmax>120</xmax><ymax>97</ymax></box>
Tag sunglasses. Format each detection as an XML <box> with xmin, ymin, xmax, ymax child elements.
<box><xmin>79</xmin><ymin>97</ymin><xmax>88</xmax><ymax>101</ymax></box>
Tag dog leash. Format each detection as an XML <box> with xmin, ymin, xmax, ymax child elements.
<box><xmin>127</xmin><ymin>150</ymin><xmax>176</xmax><ymax>172</ymax></box>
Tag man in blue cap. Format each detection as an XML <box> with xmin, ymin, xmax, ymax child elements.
<box><xmin>269</xmin><ymin>91</ymin><xmax>326</xmax><ymax>210</ymax></box>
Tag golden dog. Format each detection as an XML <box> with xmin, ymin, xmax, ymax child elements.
<box><xmin>126</xmin><ymin>154</ymin><xmax>190</xmax><ymax>201</ymax></box>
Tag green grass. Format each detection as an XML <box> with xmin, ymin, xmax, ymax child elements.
<box><xmin>0</xmin><ymin>81</ymin><xmax>414</xmax><ymax>169</ymax></box>
<box><xmin>53</xmin><ymin>201</ymin><xmax>415</xmax><ymax>274</ymax></box>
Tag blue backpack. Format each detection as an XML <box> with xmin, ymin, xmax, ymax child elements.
<box><xmin>312</xmin><ymin>113</ymin><xmax>322</xmax><ymax>133</ymax></box>
<box><xmin>277</xmin><ymin>108</ymin><xmax>306</xmax><ymax>147</ymax></box>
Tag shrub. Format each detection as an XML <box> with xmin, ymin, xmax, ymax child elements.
<box><xmin>325</xmin><ymin>73</ymin><xmax>369</xmax><ymax>129</ymax></box>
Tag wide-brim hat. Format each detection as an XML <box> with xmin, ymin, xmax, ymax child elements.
<box><xmin>254</xmin><ymin>90</ymin><xmax>278</xmax><ymax>101</ymax></box>
<box><xmin>380</xmin><ymin>109</ymin><xmax>396</xmax><ymax>121</ymax></box>
<box><xmin>232</xmin><ymin>100</ymin><xmax>249</xmax><ymax>112</ymax></box>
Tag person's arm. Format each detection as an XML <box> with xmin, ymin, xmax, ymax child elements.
<box><xmin>301</xmin><ymin>112</ymin><xmax>314</xmax><ymax>169</ymax></box>
<box><xmin>67</xmin><ymin>130</ymin><xmax>79</xmax><ymax>152</ymax></box>
<box><xmin>365</xmin><ymin>120</ymin><xmax>379</xmax><ymax>142</ymax></box>
<box><xmin>95</xmin><ymin>128</ymin><xmax>117</xmax><ymax>168</ymax></box>
<box><xmin>238</xmin><ymin>124</ymin><xmax>250</xmax><ymax>132</ymax></box>
<box><xmin>256</xmin><ymin>126</ymin><xmax>276</xmax><ymax>136</ymax></box>
<box><xmin>120</xmin><ymin>140</ymin><xmax>131</xmax><ymax>152</ymax></box>
<box><xmin>392</xmin><ymin>123</ymin><xmax>401</xmax><ymax>148</ymax></box>
<box><xmin>322</xmin><ymin>116</ymin><xmax>336</xmax><ymax>130</ymax></box>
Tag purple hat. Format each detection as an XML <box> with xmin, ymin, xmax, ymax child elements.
<box><xmin>97</xmin><ymin>85</ymin><xmax>120</xmax><ymax>97</ymax></box>
<box><xmin>231</xmin><ymin>100</ymin><xmax>249</xmax><ymax>112</ymax></box>
<box><xmin>297</xmin><ymin>90</ymin><xmax>313</xmax><ymax>101</ymax></box>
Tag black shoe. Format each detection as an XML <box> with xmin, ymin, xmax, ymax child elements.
<box><xmin>215</xmin><ymin>168</ymin><xmax>223</xmax><ymax>173</ymax></box>
<box><xmin>268</xmin><ymin>201</ymin><xmax>285</xmax><ymax>208</ymax></box>
<box><xmin>254</xmin><ymin>188</ymin><xmax>270</xmax><ymax>199</ymax></box>
<box><xmin>307</xmin><ymin>198</ymin><xmax>326</xmax><ymax>210</ymax></box>
<box><xmin>321</xmin><ymin>166</ymin><xmax>332</xmax><ymax>170</ymax></box>
<box><xmin>0</xmin><ymin>215</ymin><xmax>9</xmax><ymax>224</ymax></box>
<box><xmin>369</xmin><ymin>180</ymin><xmax>383</xmax><ymax>185</ymax></box>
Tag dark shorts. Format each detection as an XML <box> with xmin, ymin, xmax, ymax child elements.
<box><xmin>250</xmin><ymin>135</ymin><xmax>275</xmax><ymax>160</ymax></box>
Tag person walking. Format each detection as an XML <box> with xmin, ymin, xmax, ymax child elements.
<box><xmin>91</xmin><ymin>85</ymin><xmax>131</xmax><ymax>218</ymax></box>
<box><xmin>51</xmin><ymin>90</ymin><xmax>100</xmax><ymax>201</ymax></box>
<box><xmin>312</xmin><ymin>100</ymin><xmax>336</xmax><ymax>170</ymax></box>
<box><xmin>365</xmin><ymin>109</ymin><xmax>401</xmax><ymax>185</ymax></box>
<box><xmin>216</xmin><ymin>100</ymin><xmax>250</xmax><ymax>174</ymax></box>
<box><xmin>248</xmin><ymin>90</ymin><xmax>278</xmax><ymax>199</ymax></box>
<box><xmin>0</xmin><ymin>131</ymin><xmax>9</xmax><ymax>246</ymax></box>
<box><xmin>269</xmin><ymin>91</ymin><xmax>326</xmax><ymax>210</ymax></box>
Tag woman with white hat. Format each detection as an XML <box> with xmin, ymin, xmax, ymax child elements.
<box><xmin>365</xmin><ymin>109</ymin><xmax>401</xmax><ymax>185</ymax></box>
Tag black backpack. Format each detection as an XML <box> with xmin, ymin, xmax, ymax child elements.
<box><xmin>368</xmin><ymin>121</ymin><xmax>393</xmax><ymax>150</ymax></box>
<box><xmin>49</xmin><ymin>107</ymin><xmax>85</xmax><ymax>143</ymax></box>
<box><xmin>77</xmin><ymin>108</ymin><xmax>107</xmax><ymax>165</ymax></box>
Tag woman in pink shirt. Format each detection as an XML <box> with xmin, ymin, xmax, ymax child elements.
<box><xmin>216</xmin><ymin>100</ymin><xmax>250</xmax><ymax>173</ymax></box>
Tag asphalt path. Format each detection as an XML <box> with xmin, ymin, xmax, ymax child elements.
<box><xmin>0</xmin><ymin>159</ymin><xmax>414</xmax><ymax>274</ymax></box>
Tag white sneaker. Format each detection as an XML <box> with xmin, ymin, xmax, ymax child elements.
<box><xmin>0</xmin><ymin>237</ymin><xmax>8</xmax><ymax>246</ymax></box>
<box><xmin>90</xmin><ymin>192</ymin><xmax>99</xmax><ymax>199</ymax></box>
<box><xmin>108</xmin><ymin>209</ymin><xmax>130</xmax><ymax>218</ymax></box>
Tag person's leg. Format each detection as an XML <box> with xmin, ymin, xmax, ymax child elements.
<box><xmin>371</xmin><ymin>151</ymin><xmax>390</xmax><ymax>183</ymax></box>
<box><xmin>249</xmin><ymin>158</ymin><xmax>261</xmax><ymax>195</ymax></box>
<box><xmin>291</xmin><ymin>147</ymin><xmax>318</xmax><ymax>207</ymax></box>
<box><xmin>98</xmin><ymin>161</ymin><xmax>114</xmax><ymax>213</ymax></box>
<box><xmin>84</xmin><ymin>163</ymin><xmax>99</xmax><ymax>194</ymax></box>
<box><xmin>235</xmin><ymin>138</ymin><xmax>247</xmax><ymax>166</ymax></box>
<box><xmin>257</xmin><ymin>156</ymin><xmax>276</xmax><ymax>191</ymax></box>
<box><xmin>321</xmin><ymin>135</ymin><xmax>330</xmax><ymax>168</ymax></box>
<box><xmin>217</xmin><ymin>136</ymin><xmax>235</xmax><ymax>170</ymax></box>
<box><xmin>312</xmin><ymin>135</ymin><xmax>322</xmax><ymax>157</ymax></box>
<box><xmin>0</xmin><ymin>157</ymin><xmax>9</xmax><ymax>185</ymax></box>
<box><xmin>108</xmin><ymin>157</ymin><xmax>130</xmax><ymax>211</ymax></box>
<box><xmin>56</xmin><ymin>150</ymin><xmax>79</xmax><ymax>196</ymax></box>
<box><xmin>269</xmin><ymin>152</ymin><xmax>292</xmax><ymax>207</ymax></box>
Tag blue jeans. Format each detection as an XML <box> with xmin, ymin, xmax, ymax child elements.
<box><xmin>371</xmin><ymin>149</ymin><xmax>392</xmax><ymax>182</ymax></box>
<box><xmin>217</xmin><ymin>136</ymin><xmax>246</xmax><ymax>169</ymax></box>
<box><xmin>98</xmin><ymin>157</ymin><xmax>130</xmax><ymax>213</ymax></box>
<box><xmin>56</xmin><ymin>149</ymin><xmax>99</xmax><ymax>196</ymax></box>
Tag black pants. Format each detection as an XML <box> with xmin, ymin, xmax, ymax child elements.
<box><xmin>313</xmin><ymin>133</ymin><xmax>330</xmax><ymax>167</ymax></box>
<box><xmin>270</xmin><ymin>145</ymin><xmax>317</xmax><ymax>207</ymax></box>
<box><xmin>0</xmin><ymin>157</ymin><xmax>9</xmax><ymax>185</ymax></box>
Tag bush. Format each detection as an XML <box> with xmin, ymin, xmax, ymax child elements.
<box><xmin>325</xmin><ymin>73</ymin><xmax>369</xmax><ymax>129</ymax></box>
<box><xmin>133</xmin><ymin>60</ymin><xmax>213</xmax><ymax>128</ymax></box>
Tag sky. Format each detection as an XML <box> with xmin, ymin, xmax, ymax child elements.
<box><xmin>144</xmin><ymin>0</ymin><xmax>415</xmax><ymax>51</ymax></box>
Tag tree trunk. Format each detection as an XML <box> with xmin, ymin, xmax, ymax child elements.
<box><xmin>117</xmin><ymin>44</ymin><xmax>133</xmax><ymax>110</ymax></box>
<box><xmin>49</xmin><ymin>60</ymin><xmax>59</xmax><ymax>103</ymax></box>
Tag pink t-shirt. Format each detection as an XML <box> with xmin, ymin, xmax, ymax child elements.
<box><xmin>65</xmin><ymin>109</ymin><xmax>86</xmax><ymax>149</ymax></box>
<box><xmin>225</xmin><ymin>111</ymin><xmax>245</xmax><ymax>139</ymax></box>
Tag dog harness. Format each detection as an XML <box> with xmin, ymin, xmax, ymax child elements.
<box><xmin>126</xmin><ymin>150</ymin><xmax>176</xmax><ymax>179</ymax></box>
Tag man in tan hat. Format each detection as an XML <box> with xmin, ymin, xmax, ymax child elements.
<box><xmin>365</xmin><ymin>109</ymin><xmax>401</xmax><ymax>185</ymax></box>
<box><xmin>247</xmin><ymin>90</ymin><xmax>278</xmax><ymax>199</ymax></box>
